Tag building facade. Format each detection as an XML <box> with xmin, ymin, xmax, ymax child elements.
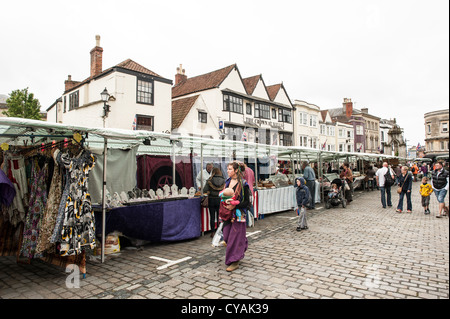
<box><xmin>359</xmin><ymin>108</ymin><xmax>381</xmax><ymax>154</ymax></box>
<box><xmin>424</xmin><ymin>109</ymin><xmax>449</xmax><ymax>156</ymax></box>
<box><xmin>292</xmin><ymin>100</ymin><xmax>320</xmax><ymax>149</ymax></box>
<box><xmin>319</xmin><ymin>110</ymin><xmax>336</xmax><ymax>152</ymax></box>
<box><xmin>46</xmin><ymin>36</ymin><xmax>173</xmax><ymax>132</ymax></box>
<box><xmin>327</xmin><ymin>98</ymin><xmax>366</xmax><ymax>153</ymax></box>
<box><xmin>171</xmin><ymin>64</ymin><xmax>294</xmax><ymax>146</ymax></box>
<box><xmin>335</xmin><ymin>121</ymin><xmax>354</xmax><ymax>153</ymax></box>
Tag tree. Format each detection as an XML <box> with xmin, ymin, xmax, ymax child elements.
<box><xmin>2</xmin><ymin>88</ymin><xmax>42</xmax><ymax>120</ymax></box>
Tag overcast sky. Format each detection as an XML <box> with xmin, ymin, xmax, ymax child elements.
<box><xmin>1</xmin><ymin>0</ymin><xmax>448</xmax><ymax>147</ymax></box>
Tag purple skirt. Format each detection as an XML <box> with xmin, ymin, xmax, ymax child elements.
<box><xmin>222</xmin><ymin>221</ymin><xmax>248</xmax><ymax>265</ymax></box>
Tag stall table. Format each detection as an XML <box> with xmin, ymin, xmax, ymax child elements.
<box><xmin>94</xmin><ymin>197</ymin><xmax>201</xmax><ymax>242</ymax></box>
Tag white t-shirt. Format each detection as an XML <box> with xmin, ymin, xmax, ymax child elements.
<box><xmin>376</xmin><ymin>167</ymin><xmax>394</xmax><ymax>187</ymax></box>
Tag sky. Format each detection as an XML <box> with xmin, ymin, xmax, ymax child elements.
<box><xmin>1</xmin><ymin>0</ymin><xmax>448</xmax><ymax>147</ymax></box>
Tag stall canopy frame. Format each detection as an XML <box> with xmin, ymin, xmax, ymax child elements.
<box><xmin>1</xmin><ymin>117</ymin><xmax>400</xmax><ymax>263</ymax></box>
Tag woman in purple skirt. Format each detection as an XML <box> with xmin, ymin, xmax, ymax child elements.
<box><xmin>220</xmin><ymin>162</ymin><xmax>250</xmax><ymax>272</ymax></box>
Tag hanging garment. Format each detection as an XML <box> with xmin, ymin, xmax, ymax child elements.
<box><xmin>51</xmin><ymin>150</ymin><xmax>96</xmax><ymax>256</ymax></box>
<box><xmin>35</xmin><ymin>159</ymin><xmax>63</xmax><ymax>254</ymax></box>
<box><xmin>20</xmin><ymin>159</ymin><xmax>48</xmax><ymax>259</ymax></box>
<box><xmin>1</xmin><ymin>155</ymin><xmax>28</xmax><ymax>226</ymax></box>
<box><xmin>0</xmin><ymin>169</ymin><xmax>15</xmax><ymax>207</ymax></box>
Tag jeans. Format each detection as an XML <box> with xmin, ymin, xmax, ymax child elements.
<box><xmin>397</xmin><ymin>191</ymin><xmax>412</xmax><ymax>211</ymax></box>
<box><xmin>380</xmin><ymin>186</ymin><xmax>392</xmax><ymax>208</ymax></box>
<box><xmin>434</xmin><ymin>189</ymin><xmax>448</xmax><ymax>203</ymax></box>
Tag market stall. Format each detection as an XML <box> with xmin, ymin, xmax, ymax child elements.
<box><xmin>93</xmin><ymin>197</ymin><xmax>201</xmax><ymax>242</ymax></box>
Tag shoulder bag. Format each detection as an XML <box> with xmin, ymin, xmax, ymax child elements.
<box><xmin>397</xmin><ymin>176</ymin><xmax>406</xmax><ymax>194</ymax></box>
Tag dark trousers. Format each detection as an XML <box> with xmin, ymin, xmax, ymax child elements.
<box><xmin>208</xmin><ymin>197</ymin><xmax>220</xmax><ymax>231</ymax></box>
<box><xmin>306</xmin><ymin>180</ymin><xmax>315</xmax><ymax>208</ymax></box>
<box><xmin>380</xmin><ymin>186</ymin><xmax>392</xmax><ymax>208</ymax></box>
<box><xmin>397</xmin><ymin>191</ymin><xmax>412</xmax><ymax>211</ymax></box>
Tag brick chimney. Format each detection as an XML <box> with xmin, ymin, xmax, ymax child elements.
<box><xmin>90</xmin><ymin>35</ymin><xmax>103</xmax><ymax>78</ymax></box>
<box><xmin>175</xmin><ymin>64</ymin><xmax>187</xmax><ymax>85</ymax></box>
<box><xmin>64</xmin><ymin>75</ymin><xmax>80</xmax><ymax>91</ymax></box>
<box><xmin>343</xmin><ymin>98</ymin><xmax>353</xmax><ymax>118</ymax></box>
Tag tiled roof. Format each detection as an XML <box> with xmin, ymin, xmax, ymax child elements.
<box><xmin>115</xmin><ymin>59</ymin><xmax>161</xmax><ymax>78</ymax></box>
<box><xmin>172</xmin><ymin>95</ymin><xmax>200</xmax><ymax>129</ymax></box>
<box><xmin>172</xmin><ymin>64</ymin><xmax>236</xmax><ymax>98</ymax></box>
<box><xmin>242</xmin><ymin>75</ymin><xmax>261</xmax><ymax>95</ymax></box>
<box><xmin>64</xmin><ymin>59</ymin><xmax>164</xmax><ymax>94</ymax></box>
<box><xmin>266</xmin><ymin>84</ymin><xmax>281</xmax><ymax>101</ymax></box>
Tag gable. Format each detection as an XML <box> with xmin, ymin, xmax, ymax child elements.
<box><xmin>172</xmin><ymin>95</ymin><xmax>200</xmax><ymax>129</ymax></box>
<box><xmin>218</xmin><ymin>67</ymin><xmax>247</xmax><ymax>95</ymax></box>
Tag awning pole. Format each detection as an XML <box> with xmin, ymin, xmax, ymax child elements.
<box><xmin>200</xmin><ymin>143</ymin><xmax>204</xmax><ymax>193</ymax></box>
<box><xmin>101</xmin><ymin>137</ymin><xmax>107</xmax><ymax>263</ymax></box>
<box><xmin>172</xmin><ymin>141</ymin><xmax>176</xmax><ymax>187</ymax></box>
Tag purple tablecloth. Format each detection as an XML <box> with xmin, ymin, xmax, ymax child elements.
<box><xmin>94</xmin><ymin>197</ymin><xmax>201</xmax><ymax>242</ymax></box>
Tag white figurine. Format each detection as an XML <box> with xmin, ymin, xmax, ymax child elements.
<box><xmin>120</xmin><ymin>191</ymin><xmax>129</xmax><ymax>203</ymax></box>
<box><xmin>171</xmin><ymin>184</ymin><xmax>179</xmax><ymax>197</ymax></box>
<box><xmin>180</xmin><ymin>187</ymin><xmax>188</xmax><ymax>197</ymax></box>
<box><xmin>163</xmin><ymin>185</ymin><xmax>171</xmax><ymax>198</ymax></box>
<box><xmin>156</xmin><ymin>188</ymin><xmax>164</xmax><ymax>199</ymax></box>
<box><xmin>149</xmin><ymin>189</ymin><xmax>156</xmax><ymax>200</ymax></box>
<box><xmin>188</xmin><ymin>187</ymin><xmax>196</xmax><ymax>199</ymax></box>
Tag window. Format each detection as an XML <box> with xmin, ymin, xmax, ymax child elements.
<box><xmin>63</xmin><ymin>96</ymin><xmax>66</xmax><ymax>113</ymax></box>
<box><xmin>347</xmin><ymin>144</ymin><xmax>353</xmax><ymax>152</ymax></box>
<box><xmin>440</xmin><ymin>141</ymin><xmax>445</xmax><ymax>150</ymax></box>
<box><xmin>223</xmin><ymin>94</ymin><xmax>243</xmax><ymax>113</ymax></box>
<box><xmin>254</xmin><ymin>103</ymin><xmax>270</xmax><ymax>119</ymax></box>
<box><xmin>309</xmin><ymin>115</ymin><xmax>317</xmax><ymax>127</ymax></box>
<box><xmin>356</xmin><ymin>125</ymin><xmax>364</xmax><ymax>135</ymax></box>
<box><xmin>246</xmin><ymin>103</ymin><xmax>252</xmax><ymax>115</ymax></box>
<box><xmin>198</xmin><ymin>111</ymin><xmax>207</xmax><ymax>123</ymax></box>
<box><xmin>280</xmin><ymin>133</ymin><xmax>292</xmax><ymax>146</ymax></box>
<box><xmin>442</xmin><ymin>122</ymin><xmax>448</xmax><ymax>133</ymax></box>
<box><xmin>327</xmin><ymin>126</ymin><xmax>335</xmax><ymax>136</ymax></box>
<box><xmin>339</xmin><ymin>144</ymin><xmax>344</xmax><ymax>152</ymax></box>
<box><xmin>136</xmin><ymin>115</ymin><xmax>154</xmax><ymax>131</ymax></box>
<box><xmin>327</xmin><ymin>145</ymin><xmax>335</xmax><ymax>151</ymax></box>
<box><xmin>339</xmin><ymin>129</ymin><xmax>344</xmax><ymax>137</ymax></box>
<box><xmin>347</xmin><ymin>130</ymin><xmax>353</xmax><ymax>139</ymax></box>
<box><xmin>320</xmin><ymin>124</ymin><xmax>326</xmax><ymax>135</ymax></box>
<box><xmin>69</xmin><ymin>91</ymin><xmax>79</xmax><ymax>111</ymax></box>
<box><xmin>137</xmin><ymin>78</ymin><xmax>154</xmax><ymax>104</ymax></box>
<box><xmin>299</xmin><ymin>136</ymin><xmax>308</xmax><ymax>147</ymax></box>
<box><xmin>278</xmin><ymin>109</ymin><xmax>292</xmax><ymax>123</ymax></box>
<box><xmin>299</xmin><ymin>112</ymin><xmax>308</xmax><ymax>125</ymax></box>
<box><xmin>272</xmin><ymin>108</ymin><xmax>277</xmax><ymax>119</ymax></box>
<box><xmin>427</xmin><ymin>124</ymin><xmax>431</xmax><ymax>134</ymax></box>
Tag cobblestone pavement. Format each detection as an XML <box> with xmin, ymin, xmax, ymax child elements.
<box><xmin>0</xmin><ymin>181</ymin><xmax>448</xmax><ymax>300</ymax></box>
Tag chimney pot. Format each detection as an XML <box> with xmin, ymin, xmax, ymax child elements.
<box><xmin>175</xmin><ymin>64</ymin><xmax>187</xmax><ymax>85</ymax></box>
<box><xmin>90</xmin><ymin>35</ymin><xmax>103</xmax><ymax>77</ymax></box>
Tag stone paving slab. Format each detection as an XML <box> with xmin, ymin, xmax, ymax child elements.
<box><xmin>0</xmin><ymin>181</ymin><xmax>448</xmax><ymax>300</ymax></box>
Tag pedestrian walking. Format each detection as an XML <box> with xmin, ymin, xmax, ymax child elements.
<box><xmin>294</xmin><ymin>177</ymin><xmax>310</xmax><ymax>231</ymax></box>
<box><xmin>340</xmin><ymin>162</ymin><xmax>353</xmax><ymax>204</ymax></box>
<box><xmin>420</xmin><ymin>176</ymin><xmax>433</xmax><ymax>215</ymax></box>
<box><xmin>396</xmin><ymin>166</ymin><xmax>413</xmax><ymax>213</ymax></box>
<box><xmin>202</xmin><ymin>167</ymin><xmax>225</xmax><ymax>236</ymax></box>
<box><xmin>376</xmin><ymin>162</ymin><xmax>395</xmax><ymax>208</ymax></box>
<box><xmin>221</xmin><ymin>161</ymin><xmax>250</xmax><ymax>272</ymax></box>
<box><xmin>431</xmin><ymin>160</ymin><xmax>449</xmax><ymax>218</ymax></box>
<box><xmin>411</xmin><ymin>163</ymin><xmax>419</xmax><ymax>182</ymax></box>
<box><xmin>302</xmin><ymin>161</ymin><xmax>316</xmax><ymax>209</ymax></box>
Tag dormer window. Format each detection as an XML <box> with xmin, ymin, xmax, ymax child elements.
<box><xmin>137</xmin><ymin>78</ymin><xmax>154</xmax><ymax>105</ymax></box>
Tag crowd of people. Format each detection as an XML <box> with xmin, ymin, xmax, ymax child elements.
<box><xmin>373</xmin><ymin>160</ymin><xmax>449</xmax><ymax>217</ymax></box>
<box><xmin>198</xmin><ymin>157</ymin><xmax>448</xmax><ymax>273</ymax></box>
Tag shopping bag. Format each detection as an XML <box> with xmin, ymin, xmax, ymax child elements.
<box><xmin>211</xmin><ymin>223</ymin><xmax>224</xmax><ymax>247</ymax></box>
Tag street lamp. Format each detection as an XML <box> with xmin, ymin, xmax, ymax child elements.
<box><xmin>101</xmin><ymin>87</ymin><xmax>110</xmax><ymax>118</ymax></box>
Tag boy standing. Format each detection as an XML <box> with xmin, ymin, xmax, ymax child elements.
<box><xmin>420</xmin><ymin>177</ymin><xmax>433</xmax><ymax>214</ymax></box>
<box><xmin>294</xmin><ymin>177</ymin><xmax>311</xmax><ymax>231</ymax></box>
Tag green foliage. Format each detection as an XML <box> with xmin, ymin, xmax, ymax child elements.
<box><xmin>2</xmin><ymin>88</ymin><xmax>42</xmax><ymax>120</ymax></box>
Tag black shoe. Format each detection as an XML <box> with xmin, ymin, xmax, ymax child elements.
<box><xmin>296</xmin><ymin>227</ymin><xmax>302</xmax><ymax>231</ymax></box>
<box><xmin>382</xmin><ymin>206</ymin><xmax>386</xmax><ymax>209</ymax></box>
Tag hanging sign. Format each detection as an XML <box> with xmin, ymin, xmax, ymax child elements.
<box><xmin>73</xmin><ymin>132</ymin><xmax>82</xmax><ymax>143</ymax></box>
<box><xmin>1</xmin><ymin>143</ymin><xmax>9</xmax><ymax>151</ymax></box>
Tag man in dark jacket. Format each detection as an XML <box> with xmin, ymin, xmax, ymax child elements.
<box><xmin>431</xmin><ymin>161</ymin><xmax>449</xmax><ymax>218</ymax></box>
<box><xmin>295</xmin><ymin>177</ymin><xmax>311</xmax><ymax>231</ymax></box>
